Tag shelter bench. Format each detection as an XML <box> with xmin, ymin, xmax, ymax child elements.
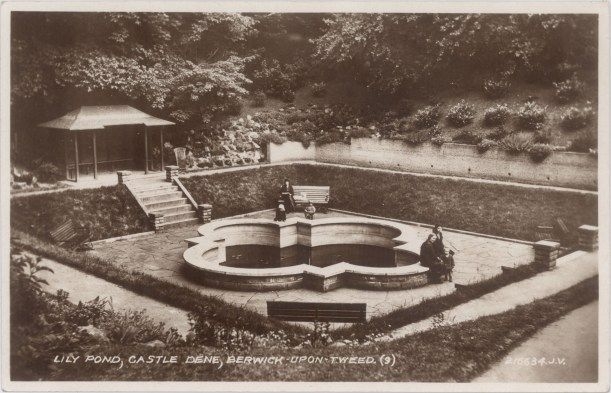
<box><xmin>293</xmin><ymin>185</ymin><xmax>330</xmax><ymax>212</ymax></box>
<box><xmin>267</xmin><ymin>301</ymin><xmax>366</xmax><ymax>323</ymax></box>
<box><xmin>49</xmin><ymin>219</ymin><xmax>92</xmax><ymax>250</ymax></box>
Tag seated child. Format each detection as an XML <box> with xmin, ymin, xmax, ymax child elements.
<box><xmin>304</xmin><ymin>202</ymin><xmax>316</xmax><ymax>220</ymax></box>
<box><xmin>274</xmin><ymin>200</ymin><xmax>286</xmax><ymax>222</ymax></box>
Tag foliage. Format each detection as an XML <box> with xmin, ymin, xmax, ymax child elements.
<box><xmin>315</xmin><ymin>129</ymin><xmax>346</xmax><ymax>145</ymax></box>
<box><xmin>310</xmin><ymin>82</ymin><xmax>327</xmax><ymax>97</ymax></box>
<box><xmin>476</xmin><ymin>139</ymin><xmax>498</xmax><ymax>153</ymax></box>
<box><xmin>11</xmin><ymin>185</ymin><xmax>149</xmax><ymax>242</ymax></box>
<box><xmin>516</xmin><ymin>101</ymin><xmax>547</xmax><ymax>130</ymax></box>
<box><xmin>396</xmin><ymin>126</ymin><xmax>441</xmax><ymax>146</ymax></box>
<box><xmin>560</xmin><ymin>102</ymin><xmax>596</xmax><ymax>131</ymax></box>
<box><xmin>484</xmin><ymin>104</ymin><xmax>512</xmax><ymax>127</ymax></box>
<box><xmin>431</xmin><ymin>135</ymin><xmax>450</xmax><ymax>146</ymax></box>
<box><xmin>533</xmin><ymin>127</ymin><xmax>553</xmax><ymax>144</ymax></box>
<box><xmin>482</xmin><ymin>78</ymin><xmax>510</xmax><ymax>99</ymax></box>
<box><xmin>312</xmin><ymin>14</ymin><xmax>597</xmax><ymax>95</ymax></box>
<box><xmin>257</xmin><ymin>132</ymin><xmax>287</xmax><ymax>146</ymax></box>
<box><xmin>452</xmin><ymin>129</ymin><xmax>482</xmax><ymax>145</ymax></box>
<box><xmin>250</xmin><ymin>91</ymin><xmax>267</xmax><ymax>107</ymax></box>
<box><xmin>498</xmin><ymin>133</ymin><xmax>533</xmax><ymax>154</ymax></box>
<box><xmin>251</xmin><ymin>59</ymin><xmax>301</xmax><ymax>102</ymax></box>
<box><xmin>553</xmin><ymin>74</ymin><xmax>585</xmax><ymax>103</ymax></box>
<box><xmin>568</xmin><ymin>131</ymin><xmax>597</xmax><ymax>153</ymax></box>
<box><xmin>413</xmin><ymin>105</ymin><xmax>441</xmax><ymax>129</ymax></box>
<box><xmin>33</xmin><ymin>162</ymin><xmax>63</xmax><ymax>183</ymax></box>
<box><xmin>528</xmin><ymin>143</ymin><xmax>554</xmax><ymax>162</ymax></box>
<box><xmin>347</xmin><ymin>126</ymin><xmax>374</xmax><ymax>139</ymax></box>
<box><xmin>446</xmin><ymin>100</ymin><xmax>476</xmax><ymax>127</ymax></box>
<box><xmin>485</xmin><ymin>126</ymin><xmax>509</xmax><ymax>141</ymax></box>
<box><xmin>285</xmin><ymin>128</ymin><xmax>313</xmax><ymax>148</ymax></box>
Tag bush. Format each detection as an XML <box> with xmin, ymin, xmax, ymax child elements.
<box><xmin>347</xmin><ymin>126</ymin><xmax>374</xmax><ymax>140</ymax></box>
<box><xmin>250</xmin><ymin>91</ymin><xmax>267</xmax><ymax>107</ymax></box>
<box><xmin>33</xmin><ymin>162</ymin><xmax>63</xmax><ymax>183</ymax></box>
<box><xmin>285</xmin><ymin>128</ymin><xmax>313</xmax><ymax>148</ymax></box>
<box><xmin>484</xmin><ymin>104</ymin><xmax>511</xmax><ymax>127</ymax></box>
<box><xmin>413</xmin><ymin>105</ymin><xmax>441</xmax><ymax>129</ymax></box>
<box><xmin>482</xmin><ymin>78</ymin><xmax>510</xmax><ymax>99</ymax></box>
<box><xmin>498</xmin><ymin>133</ymin><xmax>533</xmax><ymax>155</ymax></box>
<box><xmin>476</xmin><ymin>139</ymin><xmax>498</xmax><ymax>154</ymax></box>
<box><xmin>257</xmin><ymin>132</ymin><xmax>287</xmax><ymax>146</ymax></box>
<box><xmin>252</xmin><ymin>59</ymin><xmax>299</xmax><ymax>102</ymax></box>
<box><xmin>310</xmin><ymin>82</ymin><xmax>327</xmax><ymax>98</ymax></box>
<box><xmin>431</xmin><ymin>136</ymin><xmax>450</xmax><ymax>146</ymax></box>
<box><xmin>528</xmin><ymin>143</ymin><xmax>554</xmax><ymax>163</ymax></box>
<box><xmin>446</xmin><ymin>100</ymin><xmax>476</xmax><ymax>127</ymax></box>
<box><xmin>516</xmin><ymin>101</ymin><xmax>547</xmax><ymax>130</ymax></box>
<box><xmin>553</xmin><ymin>75</ymin><xmax>585</xmax><ymax>103</ymax></box>
<box><xmin>533</xmin><ymin>127</ymin><xmax>553</xmax><ymax>144</ymax></box>
<box><xmin>397</xmin><ymin>126</ymin><xmax>441</xmax><ymax>146</ymax></box>
<box><xmin>560</xmin><ymin>102</ymin><xmax>596</xmax><ymax>131</ymax></box>
<box><xmin>452</xmin><ymin>129</ymin><xmax>482</xmax><ymax>145</ymax></box>
<box><xmin>486</xmin><ymin>126</ymin><xmax>509</xmax><ymax>141</ymax></box>
<box><xmin>315</xmin><ymin>129</ymin><xmax>345</xmax><ymax>145</ymax></box>
<box><xmin>568</xmin><ymin>131</ymin><xmax>597</xmax><ymax>153</ymax></box>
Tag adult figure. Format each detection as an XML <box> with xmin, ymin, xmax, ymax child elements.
<box><xmin>432</xmin><ymin>224</ymin><xmax>445</xmax><ymax>257</ymax></box>
<box><xmin>419</xmin><ymin>234</ymin><xmax>438</xmax><ymax>268</ymax></box>
<box><xmin>280</xmin><ymin>178</ymin><xmax>295</xmax><ymax>213</ymax></box>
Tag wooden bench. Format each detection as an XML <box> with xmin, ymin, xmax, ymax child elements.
<box><xmin>49</xmin><ymin>219</ymin><xmax>92</xmax><ymax>250</ymax></box>
<box><xmin>293</xmin><ymin>185</ymin><xmax>330</xmax><ymax>211</ymax></box>
<box><xmin>535</xmin><ymin>218</ymin><xmax>570</xmax><ymax>244</ymax></box>
<box><xmin>267</xmin><ymin>301</ymin><xmax>366</xmax><ymax>323</ymax></box>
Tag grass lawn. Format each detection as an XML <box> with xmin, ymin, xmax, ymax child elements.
<box><xmin>10</xmin><ymin>185</ymin><xmax>149</xmax><ymax>241</ymax></box>
<box><xmin>38</xmin><ymin>276</ymin><xmax>597</xmax><ymax>382</ymax></box>
<box><xmin>182</xmin><ymin>163</ymin><xmax>597</xmax><ymax>244</ymax></box>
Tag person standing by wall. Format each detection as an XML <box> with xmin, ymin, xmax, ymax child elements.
<box><xmin>280</xmin><ymin>178</ymin><xmax>295</xmax><ymax>213</ymax></box>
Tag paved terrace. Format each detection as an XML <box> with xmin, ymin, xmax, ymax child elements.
<box><xmin>90</xmin><ymin>210</ymin><xmax>534</xmax><ymax>319</ymax></box>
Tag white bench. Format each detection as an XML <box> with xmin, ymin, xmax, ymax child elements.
<box><xmin>293</xmin><ymin>185</ymin><xmax>330</xmax><ymax>211</ymax></box>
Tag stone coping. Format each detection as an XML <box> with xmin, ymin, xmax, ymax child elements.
<box><xmin>183</xmin><ymin>217</ymin><xmax>428</xmax><ymax>280</ymax></box>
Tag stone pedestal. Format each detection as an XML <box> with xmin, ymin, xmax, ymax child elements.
<box><xmin>534</xmin><ymin>240</ymin><xmax>561</xmax><ymax>270</ymax></box>
<box><xmin>117</xmin><ymin>170</ymin><xmax>133</xmax><ymax>185</ymax></box>
<box><xmin>198</xmin><ymin>204</ymin><xmax>212</xmax><ymax>223</ymax></box>
<box><xmin>149</xmin><ymin>213</ymin><xmax>165</xmax><ymax>233</ymax></box>
<box><xmin>578</xmin><ymin>225</ymin><xmax>598</xmax><ymax>251</ymax></box>
<box><xmin>165</xmin><ymin>165</ymin><xmax>179</xmax><ymax>182</ymax></box>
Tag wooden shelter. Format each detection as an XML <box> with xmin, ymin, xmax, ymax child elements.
<box><xmin>38</xmin><ymin>105</ymin><xmax>175</xmax><ymax>181</ymax></box>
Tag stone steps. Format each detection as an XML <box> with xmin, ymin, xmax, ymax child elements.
<box><xmin>144</xmin><ymin>197</ymin><xmax>189</xmax><ymax>211</ymax></box>
<box><xmin>150</xmin><ymin>204</ymin><xmax>193</xmax><ymax>215</ymax></box>
<box><xmin>139</xmin><ymin>190</ymin><xmax>185</xmax><ymax>204</ymax></box>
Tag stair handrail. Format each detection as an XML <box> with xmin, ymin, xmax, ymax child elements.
<box><xmin>123</xmin><ymin>182</ymin><xmax>151</xmax><ymax>215</ymax></box>
<box><xmin>172</xmin><ymin>177</ymin><xmax>199</xmax><ymax>211</ymax></box>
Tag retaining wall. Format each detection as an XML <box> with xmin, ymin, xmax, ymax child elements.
<box><xmin>268</xmin><ymin>138</ymin><xmax>598</xmax><ymax>189</ymax></box>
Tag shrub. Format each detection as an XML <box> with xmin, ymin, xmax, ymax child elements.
<box><xmin>257</xmin><ymin>132</ymin><xmax>287</xmax><ymax>145</ymax></box>
<box><xmin>528</xmin><ymin>143</ymin><xmax>554</xmax><ymax>163</ymax></box>
<box><xmin>398</xmin><ymin>126</ymin><xmax>441</xmax><ymax>146</ymax></box>
<box><xmin>285</xmin><ymin>128</ymin><xmax>313</xmax><ymax>148</ymax></box>
<box><xmin>484</xmin><ymin>104</ymin><xmax>511</xmax><ymax>127</ymax></box>
<box><xmin>33</xmin><ymin>162</ymin><xmax>63</xmax><ymax>183</ymax></box>
<box><xmin>250</xmin><ymin>91</ymin><xmax>267</xmax><ymax>107</ymax></box>
<box><xmin>568</xmin><ymin>131</ymin><xmax>597</xmax><ymax>153</ymax></box>
<box><xmin>486</xmin><ymin>126</ymin><xmax>509</xmax><ymax>141</ymax></box>
<box><xmin>347</xmin><ymin>126</ymin><xmax>374</xmax><ymax>139</ymax></box>
<box><xmin>553</xmin><ymin>75</ymin><xmax>585</xmax><ymax>103</ymax></box>
<box><xmin>516</xmin><ymin>101</ymin><xmax>547</xmax><ymax>130</ymax></box>
<box><xmin>452</xmin><ymin>129</ymin><xmax>482</xmax><ymax>145</ymax></box>
<box><xmin>431</xmin><ymin>136</ymin><xmax>450</xmax><ymax>146</ymax></box>
<box><xmin>252</xmin><ymin>59</ymin><xmax>299</xmax><ymax>102</ymax></box>
<box><xmin>560</xmin><ymin>103</ymin><xmax>596</xmax><ymax>131</ymax></box>
<box><xmin>533</xmin><ymin>127</ymin><xmax>553</xmax><ymax>144</ymax></box>
<box><xmin>482</xmin><ymin>78</ymin><xmax>510</xmax><ymax>99</ymax></box>
<box><xmin>476</xmin><ymin>139</ymin><xmax>498</xmax><ymax>154</ymax></box>
<box><xmin>413</xmin><ymin>105</ymin><xmax>441</xmax><ymax>129</ymax></box>
<box><xmin>498</xmin><ymin>133</ymin><xmax>533</xmax><ymax>155</ymax></box>
<box><xmin>315</xmin><ymin>129</ymin><xmax>345</xmax><ymax>145</ymax></box>
<box><xmin>446</xmin><ymin>100</ymin><xmax>476</xmax><ymax>127</ymax></box>
<box><xmin>310</xmin><ymin>82</ymin><xmax>327</xmax><ymax>98</ymax></box>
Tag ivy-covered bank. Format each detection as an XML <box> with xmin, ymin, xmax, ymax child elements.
<box><xmin>181</xmin><ymin>163</ymin><xmax>597</xmax><ymax>244</ymax></box>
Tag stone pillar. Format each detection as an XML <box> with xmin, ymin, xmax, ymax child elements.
<box><xmin>149</xmin><ymin>213</ymin><xmax>165</xmax><ymax>233</ymax></box>
<box><xmin>578</xmin><ymin>225</ymin><xmax>598</xmax><ymax>251</ymax></box>
<box><xmin>534</xmin><ymin>240</ymin><xmax>561</xmax><ymax>270</ymax></box>
<box><xmin>165</xmin><ymin>165</ymin><xmax>179</xmax><ymax>182</ymax></box>
<box><xmin>198</xmin><ymin>204</ymin><xmax>212</xmax><ymax>223</ymax></box>
<box><xmin>117</xmin><ymin>170</ymin><xmax>133</xmax><ymax>185</ymax></box>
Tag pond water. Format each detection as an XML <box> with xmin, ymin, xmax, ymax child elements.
<box><xmin>222</xmin><ymin>244</ymin><xmax>399</xmax><ymax>269</ymax></box>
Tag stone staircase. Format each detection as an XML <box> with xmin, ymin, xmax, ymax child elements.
<box><xmin>128</xmin><ymin>179</ymin><xmax>200</xmax><ymax>228</ymax></box>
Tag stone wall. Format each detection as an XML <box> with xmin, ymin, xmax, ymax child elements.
<box><xmin>268</xmin><ymin>138</ymin><xmax>598</xmax><ymax>189</ymax></box>
<box><xmin>267</xmin><ymin>141</ymin><xmax>316</xmax><ymax>162</ymax></box>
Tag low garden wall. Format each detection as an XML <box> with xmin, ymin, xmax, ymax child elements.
<box><xmin>269</xmin><ymin>138</ymin><xmax>598</xmax><ymax>189</ymax></box>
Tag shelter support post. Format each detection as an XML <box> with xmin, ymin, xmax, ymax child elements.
<box><xmin>92</xmin><ymin>131</ymin><xmax>98</xmax><ymax>180</ymax></box>
<box><xmin>160</xmin><ymin>127</ymin><xmax>164</xmax><ymax>170</ymax></box>
<box><xmin>74</xmin><ymin>134</ymin><xmax>80</xmax><ymax>182</ymax></box>
<box><xmin>144</xmin><ymin>125</ymin><xmax>149</xmax><ymax>174</ymax></box>
<box><xmin>64</xmin><ymin>132</ymin><xmax>70</xmax><ymax>180</ymax></box>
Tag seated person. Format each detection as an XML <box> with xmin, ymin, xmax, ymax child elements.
<box><xmin>419</xmin><ymin>234</ymin><xmax>438</xmax><ymax>268</ymax></box>
<box><xmin>274</xmin><ymin>200</ymin><xmax>286</xmax><ymax>222</ymax></box>
<box><xmin>304</xmin><ymin>202</ymin><xmax>316</xmax><ymax>220</ymax></box>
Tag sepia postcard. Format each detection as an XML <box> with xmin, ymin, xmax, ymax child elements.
<box><xmin>1</xmin><ymin>1</ymin><xmax>609</xmax><ymax>392</ymax></box>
